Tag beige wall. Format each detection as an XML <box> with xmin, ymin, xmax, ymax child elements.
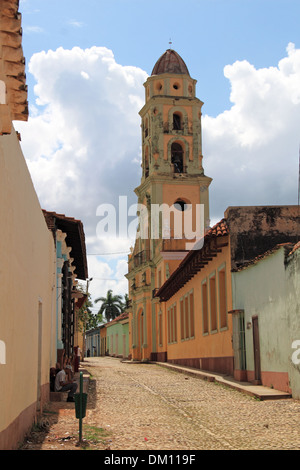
<box><xmin>0</xmin><ymin>129</ymin><xmax>56</xmax><ymax>449</ymax></box>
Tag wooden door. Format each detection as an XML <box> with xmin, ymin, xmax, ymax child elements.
<box><xmin>252</xmin><ymin>316</ymin><xmax>261</xmax><ymax>384</ymax></box>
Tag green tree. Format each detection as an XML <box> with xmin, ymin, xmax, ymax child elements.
<box><xmin>121</xmin><ymin>293</ymin><xmax>129</xmax><ymax>311</ymax></box>
<box><xmin>95</xmin><ymin>289</ymin><xmax>124</xmax><ymax>323</ymax></box>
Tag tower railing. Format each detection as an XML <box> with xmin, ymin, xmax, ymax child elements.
<box><xmin>133</xmin><ymin>249</ymin><xmax>151</xmax><ymax>267</ymax></box>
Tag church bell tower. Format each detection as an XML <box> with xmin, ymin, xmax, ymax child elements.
<box><xmin>126</xmin><ymin>49</ymin><xmax>212</xmax><ymax>361</ymax></box>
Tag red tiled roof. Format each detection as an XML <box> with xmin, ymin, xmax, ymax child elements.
<box><xmin>207</xmin><ymin>219</ymin><xmax>229</xmax><ymax>237</ymax></box>
<box><xmin>183</xmin><ymin>218</ymin><xmax>228</xmax><ymax>252</ymax></box>
<box><xmin>43</xmin><ymin>210</ymin><xmax>83</xmax><ymax>228</ymax></box>
<box><xmin>105</xmin><ymin>312</ymin><xmax>129</xmax><ymax>327</ymax></box>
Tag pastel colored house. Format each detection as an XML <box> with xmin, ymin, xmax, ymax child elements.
<box><xmin>231</xmin><ymin>241</ymin><xmax>300</xmax><ymax>398</ymax></box>
<box><xmin>106</xmin><ymin>313</ymin><xmax>129</xmax><ymax>359</ymax></box>
<box><xmin>100</xmin><ymin>324</ymin><xmax>107</xmax><ymax>356</ymax></box>
<box><xmin>155</xmin><ymin>218</ymin><xmax>233</xmax><ymax>374</ymax></box>
<box><xmin>86</xmin><ymin>326</ymin><xmax>102</xmax><ymax>356</ymax></box>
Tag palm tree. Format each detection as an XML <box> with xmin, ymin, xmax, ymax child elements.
<box><xmin>95</xmin><ymin>289</ymin><xmax>124</xmax><ymax>322</ymax></box>
<box><xmin>121</xmin><ymin>293</ymin><xmax>129</xmax><ymax>311</ymax></box>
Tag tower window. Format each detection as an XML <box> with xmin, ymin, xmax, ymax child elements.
<box><xmin>171</xmin><ymin>142</ymin><xmax>184</xmax><ymax>173</ymax></box>
<box><xmin>174</xmin><ymin>199</ymin><xmax>187</xmax><ymax>211</ymax></box>
<box><xmin>144</xmin><ymin>118</ymin><xmax>149</xmax><ymax>138</ymax></box>
<box><xmin>173</xmin><ymin>113</ymin><xmax>182</xmax><ymax>130</ymax></box>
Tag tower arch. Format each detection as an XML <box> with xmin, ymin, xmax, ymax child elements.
<box><xmin>167</xmin><ymin>136</ymin><xmax>190</xmax><ymax>173</ymax></box>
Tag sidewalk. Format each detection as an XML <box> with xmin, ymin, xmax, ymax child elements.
<box><xmin>156</xmin><ymin>362</ymin><xmax>292</xmax><ymax>400</ymax></box>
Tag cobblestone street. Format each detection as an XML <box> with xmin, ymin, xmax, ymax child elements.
<box><xmin>84</xmin><ymin>357</ymin><xmax>300</xmax><ymax>451</ymax></box>
<box><xmin>21</xmin><ymin>356</ymin><xmax>300</xmax><ymax>451</ymax></box>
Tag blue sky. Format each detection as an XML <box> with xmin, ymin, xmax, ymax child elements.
<box><xmin>17</xmin><ymin>0</ymin><xmax>300</xmax><ymax>303</ymax></box>
<box><xmin>21</xmin><ymin>0</ymin><xmax>300</xmax><ymax>116</ymax></box>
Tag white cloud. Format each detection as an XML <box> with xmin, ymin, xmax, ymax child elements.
<box><xmin>23</xmin><ymin>25</ymin><xmax>44</xmax><ymax>34</ymax></box>
<box><xmin>16</xmin><ymin>45</ymin><xmax>147</xmax><ymax>228</ymax></box>
<box><xmin>202</xmin><ymin>42</ymin><xmax>300</xmax><ymax>221</ymax></box>
<box><xmin>68</xmin><ymin>19</ymin><xmax>85</xmax><ymax>28</ymax></box>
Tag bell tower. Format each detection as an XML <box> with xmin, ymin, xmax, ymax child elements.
<box><xmin>141</xmin><ymin>49</ymin><xmax>208</xmax><ymax>184</ymax></box>
<box><xmin>126</xmin><ymin>49</ymin><xmax>212</xmax><ymax>361</ymax></box>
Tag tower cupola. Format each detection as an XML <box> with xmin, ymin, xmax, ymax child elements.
<box><xmin>151</xmin><ymin>49</ymin><xmax>190</xmax><ymax>76</ymax></box>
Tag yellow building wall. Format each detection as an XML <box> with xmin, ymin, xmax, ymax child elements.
<box><xmin>159</xmin><ymin>243</ymin><xmax>234</xmax><ymax>372</ymax></box>
<box><xmin>0</xmin><ymin>129</ymin><xmax>56</xmax><ymax>449</ymax></box>
<box><xmin>73</xmin><ymin>311</ymin><xmax>85</xmax><ymax>357</ymax></box>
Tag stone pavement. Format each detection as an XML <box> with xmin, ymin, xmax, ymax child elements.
<box><xmin>81</xmin><ymin>357</ymin><xmax>300</xmax><ymax>450</ymax></box>
<box><xmin>21</xmin><ymin>356</ymin><xmax>300</xmax><ymax>450</ymax></box>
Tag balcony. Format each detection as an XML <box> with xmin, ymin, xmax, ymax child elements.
<box><xmin>133</xmin><ymin>250</ymin><xmax>151</xmax><ymax>267</ymax></box>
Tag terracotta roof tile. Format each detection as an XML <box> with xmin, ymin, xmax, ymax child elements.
<box><xmin>106</xmin><ymin>312</ymin><xmax>129</xmax><ymax>326</ymax></box>
<box><xmin>206</xmin><ymin>218</ymin><xmax>229</xmax><ymax>237</ymax></box>
<box><xmin>0</xmin><ymin>0</ymin><xmax>28</xmax><ymax>133</ymax></box>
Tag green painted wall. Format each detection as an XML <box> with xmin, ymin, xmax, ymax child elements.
<box><xmin>232</xmin><ymin>245</ymin><xmax>300</xmax><ymax>398</ymax></box>
<box><xmin>107</xmin><ymin>321</ymin><xmax>129</xmax><ymax>358</ymax></box>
